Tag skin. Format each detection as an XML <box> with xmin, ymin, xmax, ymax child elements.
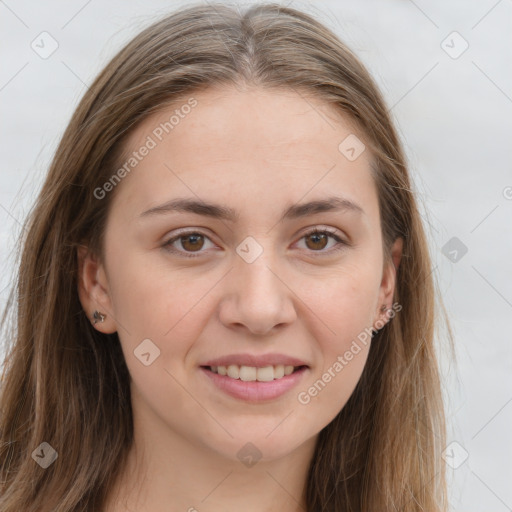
<box><xmin>78</xmin><ymin>84</ymin><xmax>402</xmax><ymax>512</ymax></box>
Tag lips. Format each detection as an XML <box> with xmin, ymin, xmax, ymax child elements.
<box><xmin>200</xmin><ymin>353</ymin><xmax>310</xmax><ymax>403</ymax></box>
<box><xmin>200</xmin><ymin>365</ymin><xmax>308</xmax><ymax>402</ymax></box>
<box><xmin>199</xmin><ymin>353</ymin><xmax>309</xmax><ymax>402</ymax></box>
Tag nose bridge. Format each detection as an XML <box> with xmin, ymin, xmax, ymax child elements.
<box><xmin>218</xmin><ymin>238</ymin><xmax>296</xmax><ymax>334</ymax></box>
<box><xmin>239</xmin><ymin>252</ymin><xmax>281</xmax><ymax>303</ymax></box>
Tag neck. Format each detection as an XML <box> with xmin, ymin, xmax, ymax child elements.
<box><xmin>104</xmin><ymin>403</ymin><xmax>317</xmax><ymax>512</ymax></box>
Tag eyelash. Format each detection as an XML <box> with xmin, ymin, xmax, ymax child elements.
<box><xmin>162</xmin><ymin>227</ymin><xmax>348</xmax><ymax>258</ymax></box>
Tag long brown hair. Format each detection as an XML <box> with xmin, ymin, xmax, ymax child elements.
<box><xmin>0</xmin><ymin>3</ymin><xmax>453</xmax><ymax>510</ymax></box>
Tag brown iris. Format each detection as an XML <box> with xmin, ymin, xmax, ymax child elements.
<box><xmin>180</xmin><ymin>233</ymin><xmax>205</xmax><ymax>252</ymax></box>
<box><xmin>304</xmin><ymin>232</ymin><xmax>328</xmax><ymax>251</ymax></box>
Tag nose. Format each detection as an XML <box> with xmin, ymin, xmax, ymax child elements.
<box><xmin>217</xmin><ymin>251</ymin><xmax>297</xmax><ymax>336</ymax></box>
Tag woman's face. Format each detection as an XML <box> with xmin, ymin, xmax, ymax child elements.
<box><xmin>80</xmin><ymin>85</ymin><xmax>401</xmax><ymax>463</ymax></box>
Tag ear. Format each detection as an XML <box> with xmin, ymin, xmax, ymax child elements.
<box><xmin>373</xmin><ymin>237</ymin><xmax>403</xmax><ymax>330</ymax></box>
<box><xmin>77</xmin><ymin>244</ymin><xmax>117</xmax><ymax>334</ymax></box>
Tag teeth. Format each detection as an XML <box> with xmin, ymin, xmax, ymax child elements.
<box><xmin>274</xmin><ymin>365</ymin><xmax>285</xmax><ymax>379</ymax></box>
<box><xmin>256</xmin><ymin>366</ymin><xmax>274</xmax><ymax>382</ymax></box>
<box><xmin>284</xmin><ymin>365</ymin><xmax>294</xmax><ymax>376</ymax></box>
<box><xmin>210</xmin><ymin>364</ymin><xmax>300</xmax><ymax>381</ymax></box>
<box><xmin>239</xmin><ymin>366</ymin><xmax>257</xmax><ymax>381</ymax></box>
<box><xmin>227</xmin><ymin>365</ymin><xmax>240</xmax><ymax>379</ymax></box>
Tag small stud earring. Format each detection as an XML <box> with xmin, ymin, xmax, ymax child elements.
<box><xmin>92</xmin><ymin>310</ymin><xmax>106</xmax><ymax>324</ymax></box>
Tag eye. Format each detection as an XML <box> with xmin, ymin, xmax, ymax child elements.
<box><xmin>163</xmin><ymin>230</ymin><xmax>216</xmax><ymax>258</ymax></box>
<box><xmin>162</xmin><ymin>227</ymin><xmax>348</xmax><ymax>258</ymax></box>
<box><xmin>295</xmin><ymin>227</ymin><xmax>348</xmax><ymax>254</ymax></box>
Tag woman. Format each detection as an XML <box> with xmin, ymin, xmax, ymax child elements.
<box><xmin>0</xmin><ymin>3</ymin><xmax>452</xmax><ymax>511</ymax></box>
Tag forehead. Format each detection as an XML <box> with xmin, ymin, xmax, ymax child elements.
<box><xmin>111</xmin><ymin>85</ymin><xmax>379</xmax><ymax>225</ymax></box>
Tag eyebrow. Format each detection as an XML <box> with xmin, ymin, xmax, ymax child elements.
<box><xmin>139</xmin><ymin>195</ymin><xmax>365</xmax><ymax>222</ymax></box>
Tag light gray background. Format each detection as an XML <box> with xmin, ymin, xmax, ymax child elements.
<box><xmin>1</xmin><ymin>1</ymin><xmax>511</xmax><ymax>510</ymax></box>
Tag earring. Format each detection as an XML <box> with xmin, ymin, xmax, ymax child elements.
<box><xmin>372</xmin><ymin>305</ymin><xmax>389</xmax><ymax>337</ymax></box>
<box><xmin>91</xmin><ymin>310</ymin><xmax>106</xmax><ymax>324</ymax></box>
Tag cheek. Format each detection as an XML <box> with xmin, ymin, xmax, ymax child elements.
<box><xmin>105</xmin><ymin>248</ymin><xmax>224</xmax><ymax>401</ymax></box>
<box><xmin>107</xmin><ymin>247</ymin><xmax>211</xmax><ymax>341</ymax></box>
<box><xmin>292</xmin><ymin>264</ymin><xmax>378</xmax><ymax>413</ymax></box>
<box><xmin>295</xmin><ymin>260</ymin><xmax>381</xmax><ymax>345</ymax></box>
<box><xmin>106</xmin><ymin>254</ymin><xmax>213</xmax><ymax>430</ymax></box>
<box><xmin>295</xmin><ymin>279</ymin><xmax>373</xmax><ymax>420</ymax></box>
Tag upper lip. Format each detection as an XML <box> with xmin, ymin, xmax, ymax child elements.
<box><xmin>201</xmin><ymin>353</ymin><xmax>309</xmax><ymax>368</ymax></box>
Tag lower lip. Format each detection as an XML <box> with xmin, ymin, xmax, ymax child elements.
<box><xmin>200</xmin><ymin>366</ymin><xmax>308</xmax><ymax>402</ymax></box>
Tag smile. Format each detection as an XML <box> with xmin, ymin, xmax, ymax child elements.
<box><xmin>200</xmin><ymin>365</ymin><xmax>309</xmax><ymax>402</ymax></box>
